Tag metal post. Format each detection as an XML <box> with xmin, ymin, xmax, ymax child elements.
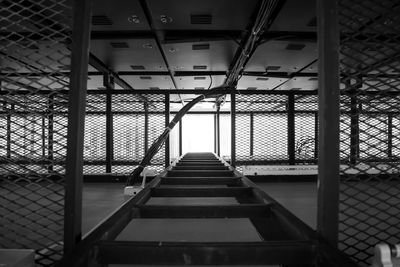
<box><xmin>388</xmin><ymin>114</ymin><xmax>393</xmax><ymax>158</ymax></box>
<box><xmin>350</xmin><ymin>94</ymin><xmax>359</xmax><ymax>165</ymax></box>
<box><xmin>231</xmin><ymin>92</ymin><xmax>236</xmax><ymax>166</ymax></box>
<box><xmin>179</xmin><ymin>120</ymin><xmax>182</xmax><ymax>156</ymax></box>
<box><xmin>64</xmin><ymin>0</ymin><xmax>92</xmax><ymax>254</ymax></box>
<box><xmin>216</xmin><ymin>106</ymin><xmax>221</xmax><ymax>156</ymax></box>
<box><xmin>288</xmin><ymin>94</ymin><xmax>295</xmax><ymax>165</ymax></box>
<box><xmin>42</xmin><ymin>117</ymin><xmax>46</xmax><ymax>157</ymax></box>
<box><xmin>250</xmin><ymin>112</ymin><xmax>254</xmax><ymax>157</ymax></box>
<box><xmin>48</xmin><ymin>96</ymin><xmax>54</xmax><ymax>172</ymax></box>
<box><xmin>105</xmin><ymin>73</ymin><xmax>114</xmax><ymax>173</ymax></box>
<box><xmin>317</xmin><ymin>0</ymin><xmax>340</xmax><ymax>247</ymax></box>
<box><xmin>144</xmin><ymin>102</ymin><xmax>149</xmax><ymax>153</ymax></box>
<box><xmin>165</xmin><ymin>93</ymin><xmax>170</xmax><ymax>167</ymax></box>
<box><xmin>6</xmin><ymin>104</ymin><xmax>13</xmax><ymax>158</ymax></box>
<box><xmin>314</xmin><ymin>112</ymin><xmax>318</xmax><ymax>160</ymax></box>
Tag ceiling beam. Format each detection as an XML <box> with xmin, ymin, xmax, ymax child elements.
<box><xmin>88</xmin><ymin>53</ymin><xmax>149</xmax><ymax>103</ymax></box>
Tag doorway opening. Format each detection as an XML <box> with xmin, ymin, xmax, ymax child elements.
<box><xmin>182</xmin><ymin>114</ymin><xmax>214</xmax><ymax>153</ymax></box>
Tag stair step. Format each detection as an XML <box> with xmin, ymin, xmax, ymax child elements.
<box><xmin>138</xmin><ymin>204</ymin><xmax>272</xmax><ymax>218</ymax></box>
<box><xmin>167</xmin><ymin>170</ymin><xmax>234</xmax><ymax>177</ymax></box>
<box><xmin>160</xmin><ymin>177</ymin><xmax>240</xmax><ymax>185</ymax></box>
<box><xmin>173</xmin><ymin>166</ymin><xmax>229</xmax><ymax>170</ymax></box>
<box><xmin>151</xmin><ymin>187</ymin><xmax>252</xmax><ymax>197</ymax></box>
<box><xmin>97</xmin><ymin>240</ymin><xmax>315</xmax><ymax>265</ymax></box>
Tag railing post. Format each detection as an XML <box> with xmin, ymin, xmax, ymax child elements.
<box><xmin>349</xmin><ymin>93</ymin><xmax>359</xmax><ymax>165</ymax></box>
<box><xmin>64</xmin><ymin>0</ymin><xmax>92</xmax><ymax>254</ymax></box>
<box><xmin>216</xmin><ymin>105</ymin><xmax>221</xmax><ymax>156</ymax></box>
<box><xmin>165</xmin><ymin>93</ymin><xmax>170</xmax><ymax>167</ymax></box>
<box><xmin>144</xmin><ymin>102</ymin><xmax>149</xmax><ymax>153</ymax></box>
<box><xmin>388</xmin><ymin>114</ymin><xmax>393</xmax><ymax>158</ymax></box>
<box><xmin>179</xmin><ymin>119</ymin><xmax>182</xmax><ymax>156</ymax></box>
<box><xmin>250</xmin><ymin>112</ymin><xmax>254</xmax><ymax>157</ymax></box>
<box><xmin>317</xmin><ymin>0</ymin><xmax>340</xmax><ymax>247</ymax></box>
<box><xmin>231</xmin><ymin>92</ymin><xmax>236</xmax><ymax>166</ymax></box>
<box><xmin>104</xmin><ymin>73</ymin><xmax>114</xmax><ymax>173</ymax></box>
<box><xmin>6</xmin><ymin>104</ymin><xmax>13</xmax><ymax>159</ymax></box>
<box><xmin>288</xmin><ymin>94</ymin><xmax>295</xmax><ymax>164</ymax></box>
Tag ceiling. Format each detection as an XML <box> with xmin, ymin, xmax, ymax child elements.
<box><xmin>88</xmin><ymin>0</ymin><xmax>318</xmax><ymax>92</ymax></box>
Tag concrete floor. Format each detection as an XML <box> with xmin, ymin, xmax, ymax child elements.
<box><xmin>82</xmin><ymin>182</ymin><xmax>317</xmax><ymax>235</ymax></box>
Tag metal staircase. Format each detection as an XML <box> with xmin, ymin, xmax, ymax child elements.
<box><xmin>59</xmin><ymin>152</ymin><xmax>358</xmax><ymax>266</ymax></box>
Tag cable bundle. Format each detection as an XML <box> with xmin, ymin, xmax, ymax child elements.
<box><xmin>126</xmin><ymin>86</ymin><xmax>233</xmax><ymax>186</ymax></box>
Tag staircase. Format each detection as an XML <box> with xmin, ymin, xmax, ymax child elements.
<box><xmin>60</xmin><ymin>152</ymin><xmax>358</xmax><ymax>266</ymax></box>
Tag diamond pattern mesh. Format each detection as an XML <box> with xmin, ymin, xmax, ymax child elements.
<box><xmin>234</xmin><ymin>94</ymin><xmax>317</xmax><ymax>165</ymax></box>
<box><xmin>338</xmin><ymin>0</ymin><xmax>400</xmax><ymax>265</ymax></box>
<box><xmin>112</xmin><ymin>94</ymin><xmax>166</xmax><ymax>174</ymax></box>
<box><xmin>0</xmin><ymin>0</ymin><xmax>71</xmax><ymax>265</ymax></box>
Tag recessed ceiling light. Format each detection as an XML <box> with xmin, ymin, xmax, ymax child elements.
<box><xmin>128</xmin><ymin>15</ymin><xmax>140</xmax><ymax>23</ymax></box>
<box><xmin>160</xmin><ymin>15</ymin><xmax>173</xmax><ymax>24</ymax></box>
<box><xmin>142</xmin><ymin>43</ymin><xmax>153</xmax><ymax>49</ymax></box>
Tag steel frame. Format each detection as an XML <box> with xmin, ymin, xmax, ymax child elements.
<box><xmin>57</xmin><ymin>153</ymin><xmax>358</xmax><ymax>267</ymax></box>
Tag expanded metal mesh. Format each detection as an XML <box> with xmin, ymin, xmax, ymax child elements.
<box><xmin>112</xmin><ymin>94</ymin><xmax>166</xmax><ymax>174</ymax></box>
<box><xmin>338</xmin><ymin>0</ymin><xmax>400</xmax><ymax>265</ymax></box>
<box><xmin>235</xmin><ymin>94</ymin><xmax>317</xmax><ymax>165</ymax></box>
<box><xmin>0</xmin><ymin>0</ymin><xmax>71</xmax><ymax>265</ymax></box>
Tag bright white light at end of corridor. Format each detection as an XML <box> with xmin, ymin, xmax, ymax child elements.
<box><xmin>182</xmin><ymin>114</ymin><xmax>214</xmax><ymax>153</ymax></box>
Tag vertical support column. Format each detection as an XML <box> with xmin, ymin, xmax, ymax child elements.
<box><xmin>48</xmin><ymin>97</ymin><xmax>54</xmax><ymax>172</ymax></box>
<box><xmin>64</xmin><ymin>0</ymin><xmax>92</xmax><ymax>254</ymax></box>
<box><xmin>144</xmin><ymin>102</ymin><xmax>149</xmax><ymax>153</ymax></box>
<box><xmin>165</xmin><ymin>93</ymin><xmax>170</xmax><ymax>167</ymax></box>
<box><xmin>6</xmin><ymin>104</ymin><xmax>13</xmax><ymax>159</ymax></box>
<box><xmin>314</xmin><ymin>112</ymin><xmax>318</xmax><ymax>160</ymax></box>
<box><xmin>317</xmin><ymin>0</ymin><xmax>340</xmax><ymax>247</ymax></box>
<box><xmin>231</xmin><ymin>92</ymin><xmax>236</xmax><ymax>166</ymax></box>
<box><xmin>250</xmin><ymin>112</ymin><xmax>254</xmax><ymax>157</ymax></box>
<box><xmin>216</xmin><ymin>105</ymin><xmax>221</xmax><ymax>156</ymax></box>
<box><xmin>104</xmin><ymin>73</ymin><xmax>114</xmax><ymax>173</ymax></box>
<box><xmin>179</xmin><ymin>119</ymin><xmax>182</xmax><ymax>156</ymax></box>
<box><xmin>349</xmin><ymin>94</ymin><xmax>359</xmax><ymax>165</ymax></box>
<box><xmin>388</xmin><ymin>114</ymin><xmax>393</xmax><ymax>158</ymax></box>
<box><xmin>42</xmin><ymin>117</ymin><xmax>46</xmax><ymax>158</ymax></box>
<box><xmin>288</xmin><ymin>94</ymin><xmax>295</xmax><ymax>165</ymax></box>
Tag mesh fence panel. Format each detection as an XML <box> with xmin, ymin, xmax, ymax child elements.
<box><xmin>338</xmin><ymin>0</ymin><xmax>400</xmax><ymax>265</ymax></box>
<box><xmin>112</xmin><ymin>94</ymin><xmax>166</xmax><ymax>174</ymax></box>
<box><xmin>0</xmin><ymin>0</ymin><xmax>71</xmax><ymax>265</ymax></box>
<box><xmin>295</xmin><ymin>113</ymin><xmax>316</xmax><ymax>161</ymax></box>
<box><xmin>146</xmin><ymin>94</ymin><xmax>166</xmax><ymax>172</ymax></box>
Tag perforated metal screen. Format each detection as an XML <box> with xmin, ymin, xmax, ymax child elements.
<box><xmin>338</xmin><ymin>0</ymin><xmax>400</xmax><ymax>265</ymax></box>
<box><xmin>0</xmin><ymin>0</ymin><xmax>72</xmax><ymax>265</ymax></box>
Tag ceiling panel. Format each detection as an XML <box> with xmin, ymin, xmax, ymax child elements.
<box><xmin>91</xmin><ymin>0</ymin><xmax>150</xmax><ymax>31</ymax></box>
<box><xmin>245</xmin><ymin>40</ymin><xmax>317</xmax><ymax>73</ymax></box>
<box><xmin>163</xmin><ymin>41</ymin><xmax>237</xmax><ymax>72</ymax></box>
<box><xmin>269</xmin><ymin>0</ymin><xmax>316</xmax><ymax>32</ymax></box>
<box><xmin>176</xmin><ymin>75</ymin><xmax>226</xmax><ymax>89</ymax></box>
<box><xmin>275</xmin><ymin>77</ymin><xmax>318</xmax><ymax>91</ymax></box>
<box><xmin>119</xmin><ymin>75</ymin><xmax>174</xmax><ymax>89</ymax></box>
<box><xmin>90</xmin><ymin>39</ymin><xmax>167</xmax><ymax>72</ymax></box>
<box><xmin>87</xmin><ymin>75</ymin><xmax>104</xmax><ymax>89</ymax></box>
<box><xmin>146</xmin><ymin>0</ymin><xmax>259</xmax><ymax>30</ymax></box>
<box><xmin>237</xmin><ymin>76</ymin><xmax>288</xmax><ymax>90</ymax></box>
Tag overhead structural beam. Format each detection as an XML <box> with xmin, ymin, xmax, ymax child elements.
<box><xmin>217</xmin><ymin>0</ymin><xmax>286</xmax><ymax>105</ymax></box>
<box><xmin>88</xmin><ymin>53</ymin><xmax>149</xmax><ymax>104</ymax></box>
<box><xmin>138</xmin><ymin>0</ymin><xmax>183</xmax><ymax>106</ymax></box>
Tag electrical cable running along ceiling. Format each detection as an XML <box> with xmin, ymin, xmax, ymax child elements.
<box><xmin>88</xmin><ymin>0</ymin><xmax>318</xmax><ymax>93</ymax></box>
